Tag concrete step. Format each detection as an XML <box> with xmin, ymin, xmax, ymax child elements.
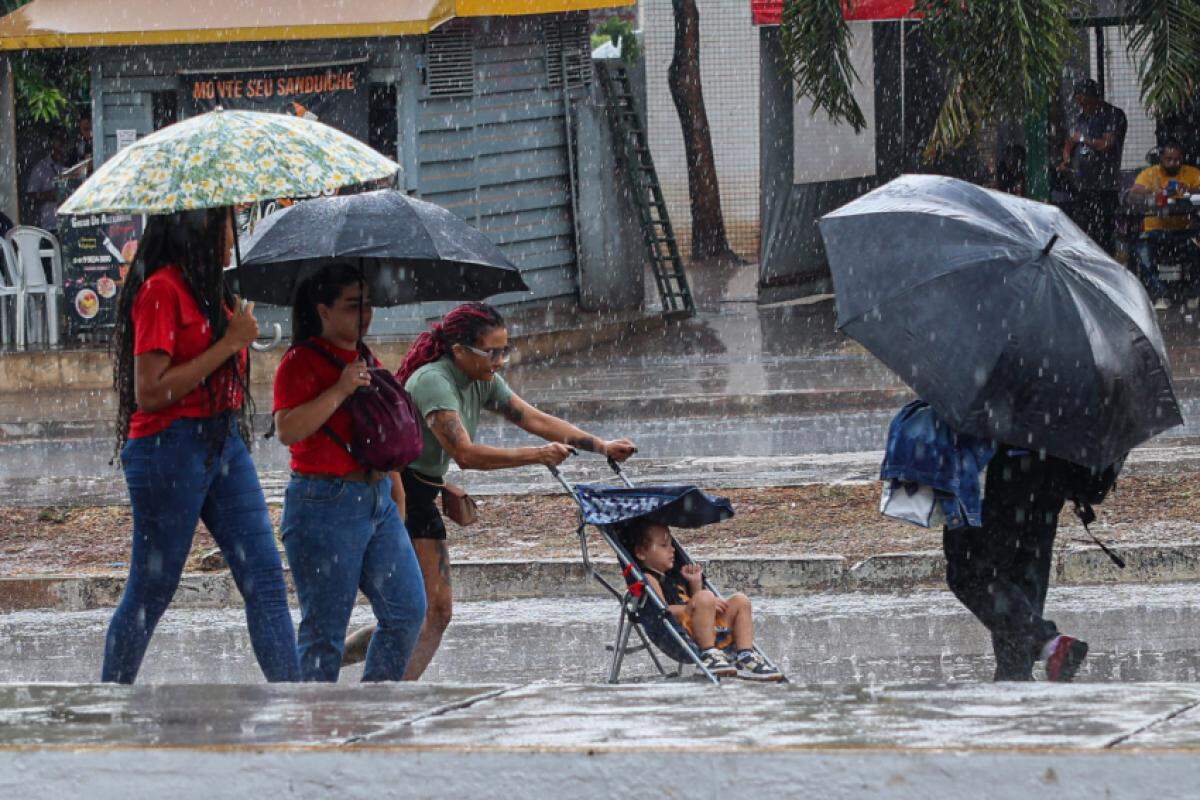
<box><xmin>5</xmin><ymin>542</ymin><xmax>1200</xmax><ymax>613</ymax></box>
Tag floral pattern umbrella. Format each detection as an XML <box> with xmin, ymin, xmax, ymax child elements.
<box><xmin>58</xmin><ymin>109</ymin><xmax>398</xmax><ymax>216</ymax></box>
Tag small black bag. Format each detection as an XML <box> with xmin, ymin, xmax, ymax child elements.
<box><xmin>1057</xmin><ymin>457</ymin><xmax>1125</xmax><ymax>506</ymax></box>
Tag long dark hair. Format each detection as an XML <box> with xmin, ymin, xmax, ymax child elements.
<box><xmin>291</xmin><ymin>261</ymin><xmax>365</xmax><ymax>344</ymax></box>
<box><xmin>395</xmin><ymin>302</ymin><xmax>505</xmax><ymax>387</ymax></box>
<box><xmin>112</xmin><ymin>208</ymin><xmax>252</xmax><ymax>455</ymax></box>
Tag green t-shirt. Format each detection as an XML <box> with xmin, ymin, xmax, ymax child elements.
<box><xmin>404</xmin><ymin>356</ymin><xmax>514</xmax><ymax>478</ymax></box>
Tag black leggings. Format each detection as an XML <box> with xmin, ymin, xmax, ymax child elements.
<box><xmin>943</xmin><ymin>448</ymin><xmax>1068</xmax><ymax>681</ymax></box>
<box><xmin>944</xmin><ymin>524</ymin><xmax>1060</xmax><ymax>681</ymax></box>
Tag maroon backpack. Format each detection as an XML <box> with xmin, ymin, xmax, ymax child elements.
<box><xmin>296</xmin><ymin>340</ymin><xmax>424</xmax><ymax>472</ymax></box>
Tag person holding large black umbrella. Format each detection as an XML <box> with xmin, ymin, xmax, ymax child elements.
<box><xmin>341</xmin><ymin>301</ymin><xmax>638</xmax><ymax>679</ymax></box>
<box><xmin>272</xmin><ymin>262</ymin><xmax>427</xmax><ymax>683</ymax></box>
<box><xmin>821</xmin><ymin>174</ymin><xmax>1185</xmax><ymax>682</ymax></box>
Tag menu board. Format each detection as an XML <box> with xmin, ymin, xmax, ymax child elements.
<box><xmin>58</xmin><ymin>212</ymin><xmax>142</xmax><ymax>335</ymax></box>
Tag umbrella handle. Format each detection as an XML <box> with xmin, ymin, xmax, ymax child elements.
<box><xmin>250</xmin><ymin>322</ymin><xmax>283</xmax><ymax>352</ymax></box>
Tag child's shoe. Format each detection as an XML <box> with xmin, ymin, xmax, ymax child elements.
<box><xmin>734</xmin><ymin>650</ymin><xmax>784</xmax><ymax>682</ymax></box>
<box><xmin>1045</xmin><ymin>635</ymin><xmax>1088</xmax><ymax>682</ymax></box>
<box><xmin>699</xmin><ymin>647</ymin><xmax>736</xmax><ymax>677</ymax></box>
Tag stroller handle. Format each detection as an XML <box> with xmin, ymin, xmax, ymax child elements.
<box><xmin>545</xmin><ymin>463</ymin><xmax>577</xmax><ymax>502</ymax></box>
<box><xmin>608</xmin><ymin>456</ymin><xmax>634</xmax><ymax>488</ymax></box>
<box><xmin>547</xmin><ymin>452</ymin><xmax>634</xmax><ymax>497</ymax></box>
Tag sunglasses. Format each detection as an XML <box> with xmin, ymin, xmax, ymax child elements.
<box><xmin>460</xmin><ymin>343</ymin><xmax>514</xmax><ymax>364</ymax></box>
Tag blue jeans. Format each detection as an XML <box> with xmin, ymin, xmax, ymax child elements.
<box><xmin>103</xmin><ymin>415</ymin><xmax>299</xmax><ymax>683</ymax></box>
<box><xmin>1135</xmin><ymin>238</ymin><xmax>1170</xmax><ymax>300</ymax></box>
<box><xmin>282</xmin><ymin>476</ymin><xmax>426</xmax><ymax>682</ymax></box>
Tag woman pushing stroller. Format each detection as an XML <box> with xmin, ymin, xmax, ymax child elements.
<box><xmin>344</xmin><ymin>302</ymin><xmax>639</xmax><ymax>678</ymax></box>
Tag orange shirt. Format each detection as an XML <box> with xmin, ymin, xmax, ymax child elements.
<box><xmin>1135</xmin><ymin>164</ymin><xmax>1200</xmax><ymax>232</ymax></box>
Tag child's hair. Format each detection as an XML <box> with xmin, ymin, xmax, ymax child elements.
<box><xmin>619</xmin><ymin>518</ymin><xmax>660</xmax><ymax>561</ymax></box>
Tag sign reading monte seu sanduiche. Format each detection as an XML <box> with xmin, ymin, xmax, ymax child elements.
<box><xmin>181</xmin><ymin>61</ymin><xmax>369</xmax><ymax>142</ymax></box>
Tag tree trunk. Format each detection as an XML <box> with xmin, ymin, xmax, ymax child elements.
<box><xmin>668</xmin><ymin>0</ymin><xmax>738</xmax><ymax>262</ymax></box>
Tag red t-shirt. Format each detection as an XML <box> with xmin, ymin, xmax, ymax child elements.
<box><xmin>273</xmin><ymin>337</ymin><xmax>377</xmax><ymax>476</ymax></box>
<box><xmin>127</xmin><ymin>265</ymin><xmax>246</xmax><ymax>439</ymax></box>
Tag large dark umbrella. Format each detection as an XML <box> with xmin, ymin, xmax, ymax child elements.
<box><xmin>234</xmin><ymin>189</ymin><xmax>528</xmax><ymax>306</ymax></box>
<box><xmin>819</xmin><ymin>174</ymin><xmax>1183</xmax><ymax>468</ymax></box>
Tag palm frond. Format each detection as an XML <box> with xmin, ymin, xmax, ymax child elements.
<box><xmin>917</xmin><ymin>0</ymin><xmax>1074</xmax><ymax>158</ymax></box>
<box><xmin>1124</xmin><ymin>0</ymin><xmax>1200</xmax><ymax>118</ymax></box>
<box><xmin>779</xmin><ymin>0</ymin><xmax>868</xmax><ymax>133</ymax></box>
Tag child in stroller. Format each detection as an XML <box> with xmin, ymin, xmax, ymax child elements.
<box><xmin>622</xmin><ymin>518</ymin><xmax>782</xmax><ymax>681</ymax></box>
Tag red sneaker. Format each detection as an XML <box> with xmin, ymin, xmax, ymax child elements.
<box><xmin>1046</xmin><ymin>636</ymin><xmax>1089</xmax><ymax>682</ymax></box>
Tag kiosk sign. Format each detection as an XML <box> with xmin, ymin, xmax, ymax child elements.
<box><xmin>181</xmin><ymin>61</ymin><xmax>368</xmax><ymax>142</ymax></box>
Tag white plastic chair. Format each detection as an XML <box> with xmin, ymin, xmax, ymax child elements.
<box><xmin>0</xmin><ymin>238</ymin><xmax>20</xmax><ymax>346</ymax></box>
<box><xmin>5</xmin><ymin>225</ymin><xmax>63</xmax><ymax>347</ymax></box>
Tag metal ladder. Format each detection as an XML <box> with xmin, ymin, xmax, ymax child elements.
<box><xmin>595</xmin><ymin>60</ymin><xmax>695</xmax><ymax>316</ymax></box>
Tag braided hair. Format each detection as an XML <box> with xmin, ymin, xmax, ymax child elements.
<box><xmin>112</xmin><ymin>208</ymin><xmax>253</xmax><ymax>457</ymax></box>
<box><xmin>395</xmin><ymin>302</ymin><xmax>505</xmax><ymax>388</ymax></box>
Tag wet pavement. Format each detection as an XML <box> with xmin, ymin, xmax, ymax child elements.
<box><xmin>4</xmin><ymin>679</ymin><xmax>1200</xmax><ymax>750</ymax></box>
<box><xmin>4</xmin><ymin>692</ymin><xmax>1200</xmax><ymax>799</ymax></box>
<box><xmin>6</xmin><ymin>434</ymin><xmax>1200</xmax><ymax>508</ymax></box>
<box><xmin>5</xmin><ymin>584</ymin><xmax>1200</xmax><ymax>685</ymax></box>
<box><xmin>5</xmin><ymin>582</ymin><xmax>1200</xmax><ymax>788</ymax></box>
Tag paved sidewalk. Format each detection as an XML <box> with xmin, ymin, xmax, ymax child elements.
<box><xmin>3</xmin><ymin>681</ymin><xmax>1199</xmax><ymax>796</ymax></box>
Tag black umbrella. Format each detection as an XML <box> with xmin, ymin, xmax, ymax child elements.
<box><xmin>819</xmin><ymin>174</ymin><xmax>1183</xmax><ymax>468</ymax></box>
<box><xmin>233</xmin><ymin>189</ymin><xmax>528</xmax><ymax>306</ymax></box>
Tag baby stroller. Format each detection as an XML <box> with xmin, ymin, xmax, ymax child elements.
<box><xmin>548</xmin><ymin>458</ymin><xmax>787</xmax><ymax>685</ymax></box>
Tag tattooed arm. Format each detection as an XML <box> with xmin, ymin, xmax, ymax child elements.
<box><xmin>426</xmin><ymin>410</ymin><xmax>572</xmax><ymax>470</ymax></box>
<box><xmin>492</xmin><ymin>394</ymin><xmax>638</xmax><ymax>462</ymax></box>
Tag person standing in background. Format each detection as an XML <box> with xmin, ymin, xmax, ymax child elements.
<box><xmin>25</xmin><ymin>130</ymin><xmax>70</xmax><ymax>233</ymax></box>
<box><xmin>1058</xmin><ymin>78</ymin><xmax>1127</xmax><ymax>253</ymax></box>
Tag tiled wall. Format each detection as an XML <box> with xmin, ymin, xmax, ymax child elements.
<box><xmin>792</xmin><ymin>22</ymin><xmax>876</xmax><ymax>183</ymax></box>
<box><xmin>1093</xmin><ymin>26</ymin><xmax>1156</xmax><ymax>172</ymax></box>
<box><xmin>643</xmin><ymin>0</ymin><xmax>762</xmax><ymax>260</ymax></box>
<box><xmin>643</xmin><ymin>5</ymin><xmax>876</xmax><ymax>261</ymax></box>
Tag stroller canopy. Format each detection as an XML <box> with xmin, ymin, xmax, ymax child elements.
<box><xmin>574</xmin><ymin>484</ymin><xmax>734</xmax><ymax>528</ymax></box>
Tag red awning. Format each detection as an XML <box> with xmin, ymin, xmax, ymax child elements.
<box><xmin>751</xmin><ymin>0</ymin><xmax>915</xmax><ymax>26</ymax></box>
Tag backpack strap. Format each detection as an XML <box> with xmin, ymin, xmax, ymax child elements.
<box><xmin>294</xmin><ymin>339</ymin><xmax>364</xmax><ymax>466</ymax></box>
<box><xmin>1072</xmin><ymin>499</ymin><xmax>1126</xmax><ymax>569</ymax></box>
<box><xmin>297</xmin><ymin>338</ymin><xmax>349</xmax><ymax>368</ymax></box>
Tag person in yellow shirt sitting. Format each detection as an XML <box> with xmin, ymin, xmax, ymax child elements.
<box><xmin>1129</xmin><ymin>140</ymin><xmax>1200</xmax><ymax>308</ymax></box>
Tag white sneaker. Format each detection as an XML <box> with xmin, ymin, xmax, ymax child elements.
<box><xmin>1154</xmin><ymin>298</ymin><xmax>1170</xmax><ymax>310</ymax></box>
<box><xmin>699</xmin><ymin>647</ymin><xmax>736</xmax><ymax>677</ymax></box>
<box><xmin>734</xmin><ymin>651</ymin><xmax>784</xmax><ymax>682</ymax></box>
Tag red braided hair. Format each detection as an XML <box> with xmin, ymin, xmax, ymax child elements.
<box><xmin>396</xmin><ymin>302</ymin><xmax>506</xmax><ymax>387</ymax></box>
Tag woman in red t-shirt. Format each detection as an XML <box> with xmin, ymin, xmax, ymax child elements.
<box><xmin>101</xmin><ymin>208</ymin><xmax>298</xmax><ymax>684</ymax></box>
<box><xmin>273</xmin><ymin>262</ymin><xmax>426</xmax><ymax>682</ymax></box>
